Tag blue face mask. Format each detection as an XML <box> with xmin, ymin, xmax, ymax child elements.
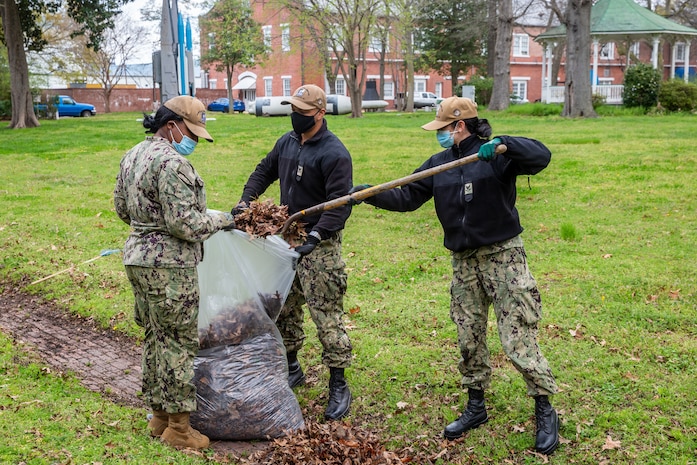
<box><xmin>436</xmin><ymin>129</ymin><xmax>456</xmax><ymax>148</ymax></box>
<box><xmin>171</xmin><ymin>123</ymin><xmax>197</xmax><ymax>156</ymax></box>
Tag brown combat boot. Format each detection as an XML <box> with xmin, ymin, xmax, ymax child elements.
<box><xmin>147</xmin><ymin>410</ymin><xmax>169</xmax><ymax>437</ymax></box>
<box><xmin>161</xmin><ymin>412</ymin><xmax>210</xmax><ymax>450</ymax></box>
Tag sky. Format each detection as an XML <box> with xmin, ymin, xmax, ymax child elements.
<box><xmin>120</xmin><ymin>0</ymin><xmax>205</xmax><ymax>64</ymax></box>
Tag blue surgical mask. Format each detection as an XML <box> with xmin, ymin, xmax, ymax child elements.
<box><xmin>170</xmin><ymin>123</ymin><xmax>197</xmax><ymax>156</ymax></box>
<box><xmin>436</xmin><ymin>129</ymin><xmax>456</xmax><ymax>148</ymax></box>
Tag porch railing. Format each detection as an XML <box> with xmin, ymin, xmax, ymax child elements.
<box><xmin>544</xmin><ymin>84</ymin><xmax>624</xmax><ymax>104</ymax></box>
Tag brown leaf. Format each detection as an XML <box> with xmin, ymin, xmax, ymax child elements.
<box><xmin>602</xmin><ymin>434</ymin><xmax>621</xmax><ymax>450</ymax></box>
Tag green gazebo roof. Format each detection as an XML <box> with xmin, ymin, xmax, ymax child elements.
<box><xmin>536</xmin><ymin>0</ymin><xmax>697</xmax><ymax>41</ymax></box>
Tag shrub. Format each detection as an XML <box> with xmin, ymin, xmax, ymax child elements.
<box><xmin>591</xmin><ymin>93</ymin><xmax>607</xmax><ymax>109</ymax></box>
<box><xmin>657</xmin><ymin>79</ymin><xmax>697</xmax><ymax>112</ymax></box>
<box><xmin>462</xmin><ymin>75</ymin><xmax>493</xmax><ymax>105</ymax></box>
<box><xmin>623</xmin><ymin>63</ymin><xmax>661</xmax><ymax>109</ymax></box>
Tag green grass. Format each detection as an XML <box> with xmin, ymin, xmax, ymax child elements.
<box><xmin>1</xmin><ymin>109</ymin><xmax>696</xmax><ymax>463</ymax></box>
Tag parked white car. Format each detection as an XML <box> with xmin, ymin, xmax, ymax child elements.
<box><xmin>413</xmin><ymin>92</ymin><xmax>439</xmax><ymax>108</ymax></box>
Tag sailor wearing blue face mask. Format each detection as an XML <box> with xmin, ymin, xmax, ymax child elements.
<box><xmin>114</xmin><ymin>95</ymin><xmax>234</xmax><ymax>451</ymax></box>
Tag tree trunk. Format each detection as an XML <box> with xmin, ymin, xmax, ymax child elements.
<box><xmin>486</xmin><ymin>0</ymin><xmax>497</xmax><ymax>76</ymax></box>
<box><xmin>488</xmin><ymin>0</ymin><xmax>512</xmax><ymax>110</ymax></box>
<box><xmin>562</xmin><ymin>0</ymin><xmax>597</xmax><ymax>117</ymax></box>
<box><xmin>2</xmin><ymin>0</ymin><xmax>40</xmax><ymax>128</ymax></box>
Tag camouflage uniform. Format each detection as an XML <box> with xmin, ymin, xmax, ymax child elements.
<box><xmin>114</xmin><ymin>137</ymin><xmax>230</xmax><ymax>413</ymax></box>
<box><xmin>450</xmin><ymin>235</ymin><xmax>558</xmax><ymax>396</ymax></box>
<box><xmin>277</xmin><ymin>232</ymin><xmax>352</xmax><ymax>368</ymax></box>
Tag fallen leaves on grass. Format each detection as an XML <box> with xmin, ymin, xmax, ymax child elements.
<box><xmin>602</xmin><ymin>434</ymin><xmax>621</xmax><ymax>450</ymax></box>
<box><xmin>240</xmin><ymin>418</ymin><xmax>434</xmax><ymax>464</ymax></box>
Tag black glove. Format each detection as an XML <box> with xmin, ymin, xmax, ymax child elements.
<box><xmin>348</xmin><ymin>184</ymin><xmax>372</xmax><ymax>205</ymax></box>
<box><xmin>231</xmin><ymin>201</ymin><xmax>248</xmax><ymax>217</ymax></box>
<box><xmin>294</xmin><ymin>235</ymin><xmax>320</xmax><ymax>258</ymax></box>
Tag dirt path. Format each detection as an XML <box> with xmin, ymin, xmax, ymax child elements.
<box><xmin>0</xmin><ymin>284</ymin><xmax>267</xmax><ymax>458</ymax></box>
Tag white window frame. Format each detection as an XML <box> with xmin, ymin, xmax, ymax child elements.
<box><xmin>262</xmin><ymin>25</ymin><xmax>272</xmax><ymax>48</ymax></box>
<box><xmin>335</xmin><ymin>78</ymin><xmax>346</xmax><ymax>96</ymax></box>
<box><xmin>675</xmin><ymin>42</ymin><xmax>686</xmax><ymax>62</ymax></box>
<box><xmin>513</xmin><ymin>34</ymin><xmax>529</xmax><ymax>57</ymax></box>
<box><xmin>598</xmin><ymin>78</ymin><xmax>614</xmax><ymax>85</ymax></box>
<box><xmin>281</xmin><ymin>24</ymin><xmax>290</xmax><ymax>52</ymax></box>
<box><xmin>207</xmin><ymin>32</ymin><xmax>215</xmax><ymax>50</ymax></box>
<box><xmin>435</xmin><ymin>82</ymin><xmax>443</xmax><ymax>99</ymax></box>
<box><xmin>383</xmin><ymin>81</ymin><xmax>394</xmax><ymax>99</ymax></box>
<box><xmin>209</xmin><ymin>79</ymin><xmax>217</xmax><ymax>89</ymax></box>
<box><xmin>630</xmin><ymin>41</ymin><xmax>640</xmax><ymax>57</ymax></box>
<box><xmin>600</xmin><ymin>42</ymin><xmax>614</xmax><ymax>60</ymax></box>
<box><xmin>414</xmin><ymin>79</ymin><xmax>426</xmax><ymax>93</ymax></box>
<box><xmin>511</xmin><ymin>80</ymin><xmax>527</xmax><ymax>101</ymax></box>
<box><xmin>282</xmin><ymin>77</ymin><xmax>292</xmax><ymax>96</ymax></box>
<box><xmin>264</xmin><ymin>77</ymin><xmax>273</xmax><ymax>96</ymax></box>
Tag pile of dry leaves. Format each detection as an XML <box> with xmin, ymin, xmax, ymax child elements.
<box><xmin>239</xmin><ymin>418</ymin><xmax>434</xmax><ymax>464</ymax></box>
<box><xmin>233</xmin><ymin>199</ymin><xmax>307</xmax><ymax>246</ymax></box>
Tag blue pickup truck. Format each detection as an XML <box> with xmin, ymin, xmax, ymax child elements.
<box><xmin>35</xmin><ymin>95</ymin><xmax>97</xmax><ymax>118</ymax></box>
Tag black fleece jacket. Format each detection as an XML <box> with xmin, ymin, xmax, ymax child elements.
<box><xmin>365</xmin><ymin>134</ymin><xmax>551</xmax><ymax>252</ymax></box>
<box><xmin>240</xmin><ymin>120</ymin><xmax>353</xmax><ymax>239</ymax></box>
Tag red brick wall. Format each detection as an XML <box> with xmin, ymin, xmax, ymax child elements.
<box><xmin>39</xmin><ymin>88</ymin><xmax>228</xmax><ymax>114</ymax></box>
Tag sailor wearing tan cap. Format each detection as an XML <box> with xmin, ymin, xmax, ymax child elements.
<box><xmin>351</xmin><ymin>96</ymin><xmax>560</xmax><ymax>455</ymax></box>
<box><xmin>114</xmin><ymin>95</ymin><xmax>234</xmax><ymax>450</ymax></box>
<box><xmin>232</xmin><ymin>84</ymin><xmax>355</xmax><ymax>421</ymax></box>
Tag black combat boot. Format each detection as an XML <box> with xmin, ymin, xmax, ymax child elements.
<box><xmin>287</xmin><ymin>351</ymin><xmax>306</xmax><ymax>388</ymax></box>
<box><xmin>324</xmin><ymin>367</ymin><xmax>351</xmax><ymax>420</ymax></box>
<box><xmin>443</xmin><ymin>388</ymin><xmax>488</xmax><ymax>440</ymax></box>
<box><xmin>534</xmin><ymin>395</ymin><xmax>559</xmax><ymax>455</ymax></box>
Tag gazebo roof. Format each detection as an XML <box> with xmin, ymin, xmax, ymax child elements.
<box><xmin>536</xmin><ymin>0</ymin><xmax>697</xmax><ymax>41</ymax></box>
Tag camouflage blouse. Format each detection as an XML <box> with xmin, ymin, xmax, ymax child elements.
<box><xmin>114</xmin><ymin>137</ymin><xmax>229</xmax><ymax>268</ymax></box>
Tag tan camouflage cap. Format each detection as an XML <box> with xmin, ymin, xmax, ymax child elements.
<box><xmin>421</xmin><ymin>97</ymin><xmax>478</xmax><ymax>131</ymax></box>
<box><xmin>281</xmin><ymin>84</ymin><xmax>326</xmax><ymax>111</ymax></box>
<box><xmin>164</xmin><ymin>96</ymin><xmax>213</xmax><ymax>142</ymax></box>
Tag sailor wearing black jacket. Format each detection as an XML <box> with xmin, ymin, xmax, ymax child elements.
<box><xmin>352</xmin><ymin>97</ymin><xmax>560</xmax><ymax>455</ymax></box>
<box><xmin>233</xmin><ymin>85</ymin><xmax>353</xmax><ymax>422</ymax></box>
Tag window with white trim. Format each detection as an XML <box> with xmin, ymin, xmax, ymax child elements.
<box><xmin>675</xmin><ymin>42</ymin><xmax>686</xmax><ymax>61</ymax></box>
<box><xmin>511</xmin><ymin>80</ymin><xmax>527</xmax><ymax>101</ymax></box>
<box><xmin>513</xmin><ymin>34</ymin><xmax>529</xmax><ymax>57</ymax></box>
<box><xmin>335</xmin><ymin>78</ymin><xmax>346</xmax><ymax>96</ymax></box>
<box><xmin>435</xmin><ymin>82</ymin><xmax>442</xmax><ymax>99</ymax></box>
<box><xmin>281</xmin><ymin>24</ymin><xmax>290</xmax><ymax>52</ymax></box>
<box><xmin>209</xmin><ymin>79</ymin><xmax>217</xmax><ymax>89</ymax></box>
<box><xmin>264</xmin><ymin>77</ymin><xmax>273</xmax><ymax>96</ymax></box>
<box><xmin>262</xmin><ymin>25</ymin><xmax>272</xmax><ymax>48</ymax></box>
<box><xmin>414</xmin><ymin>80</ymin><xmax>426</xmax><ymax>93</ymax></box>
<box><xmin>630</xmin><ymin>41</ymin><xmax>640</xmax><ymax>57</ymax></box>
<box><xmin>208</xmin><ymin>33</ymin><xmax>215</xmax><ymax>50</ymax></box>
<box><xmin>383</xmin><ymin>81</ymin><xmax>394</xmax><ymax>99</ymax></box>
<box><xmin>282</xmin><ymin>77</ymin><xmax>292</xmax><ymax>96</ymax></box>
<box><xmin>600</xmin><ymin>42</ymin><xmax>614</xmax><ymax>60</ymax></box>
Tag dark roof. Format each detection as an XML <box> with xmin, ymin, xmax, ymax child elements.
<box><xmin>537</xmin><ymin>0</ymin><xmax>697</xmax><ymax>41</ymax></box>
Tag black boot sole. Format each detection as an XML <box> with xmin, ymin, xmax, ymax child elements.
<box><xmin>535</xmin><ymin>437</ymin><xmax>559</xmax><ymax>455</ymax></box>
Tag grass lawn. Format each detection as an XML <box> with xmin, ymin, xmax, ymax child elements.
<box><xmin>0</xmin><ymin>107</ymin><xmax>696</xmax><ymax>464</ymax></box>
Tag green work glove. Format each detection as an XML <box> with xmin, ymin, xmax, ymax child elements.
<box><xmin>478</xmin><ymin>137</ymin><xmax>502</xmax><ymax>161</ymax></box>
<box><xmin>348</xmin><ymin>184</ymin><xmax>372</xmax><ymax>205</ymax></box>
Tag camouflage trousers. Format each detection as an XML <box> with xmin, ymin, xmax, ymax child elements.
<box><xmin>278</xmin><ymin>231</ymin><xmax>353</xmax><ymax>368</ymax></box>
<box><xmin>125</xmin><ymin>265</ymin><xmax>200</xmax><ymax>413</ymax></box>
<box><xmin>450</xmin><ymin>235</ymin><xmax>558</xmax><ymax>396</ymax></box>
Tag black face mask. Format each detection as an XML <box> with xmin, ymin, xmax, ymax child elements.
<box><xmin>291</xmin><ymin>110</ymin><xmax>319</xmax><ymax>135</ymax></box>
